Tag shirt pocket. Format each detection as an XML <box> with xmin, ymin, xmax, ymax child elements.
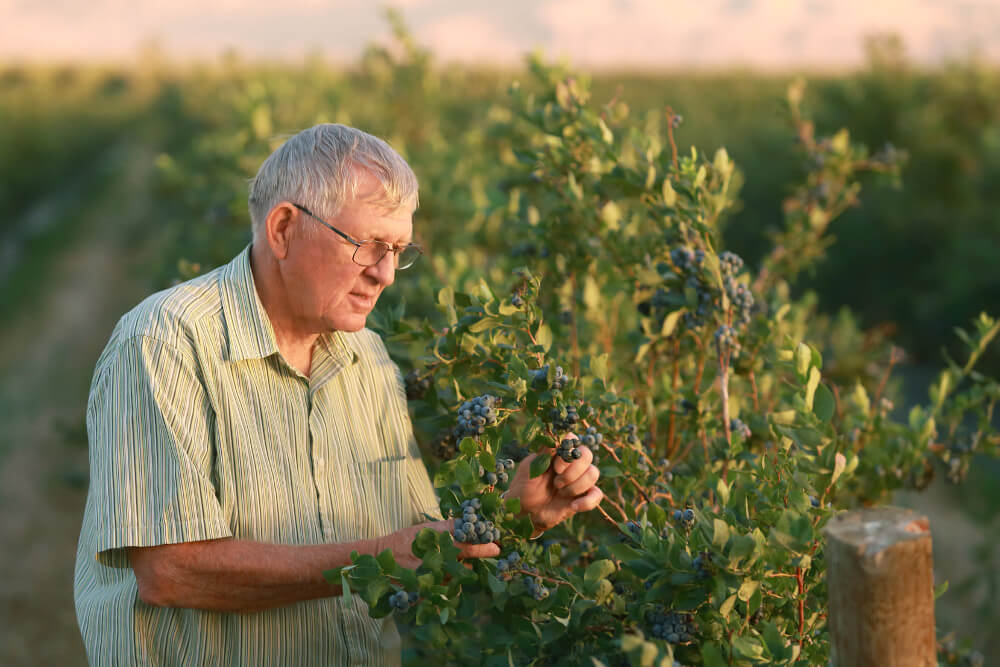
<box><xmin>344</xmin><ymin>456</ymin><xmax>410</xmax><ymax>539</ymax></box>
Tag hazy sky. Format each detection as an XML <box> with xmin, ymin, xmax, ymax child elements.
<box><xmin>2</xmin><ymin>0</ymin><xmax>999</xmax><ymax>69</ymax></box>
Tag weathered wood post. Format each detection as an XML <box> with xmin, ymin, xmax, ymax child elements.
<box><xmin>824</xmin><ymin>506</ymin><xmax>936</xmax><ymax>666</ymax></box>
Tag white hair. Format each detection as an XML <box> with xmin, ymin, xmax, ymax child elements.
<box><xmin>248</xmin><ymin>123</ymin><xmax>419</xmax><ymax>241</ymax></box>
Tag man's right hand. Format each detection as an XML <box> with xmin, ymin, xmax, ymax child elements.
<box><xmin>385</xmin><ymin>520</ymin><xmax>500</xmax><ymax>569</ymax></box>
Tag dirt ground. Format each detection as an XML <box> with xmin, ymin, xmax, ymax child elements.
<box><xmin>0</xmin><ymin>142</ymin><xmax>163</xmax><ymax>665</ymax></box>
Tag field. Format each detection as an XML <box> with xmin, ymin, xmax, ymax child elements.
<box><xmin>1</xmin><ymin>29</ymin><xmax>998</xmax><ymax>665</ymax></box>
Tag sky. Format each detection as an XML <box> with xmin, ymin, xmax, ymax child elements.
<box><xmin>2</xmin><ymin>0</ymin><xmax>999</xmax><ymax>70</ymax></box>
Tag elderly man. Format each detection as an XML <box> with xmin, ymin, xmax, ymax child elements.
<box><xmin>74</xmin><ymin>124</ymin><xmax>602</xmax><ymax>665</ymax></box>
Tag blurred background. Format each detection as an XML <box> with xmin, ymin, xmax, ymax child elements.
<box><xmin>1</xmin><ymin>1</ymin><xmax>998</xmax><ymax>663</ymax></box>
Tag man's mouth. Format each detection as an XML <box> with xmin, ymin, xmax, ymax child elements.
<box><xmin>348</xmin><ymin>292</ymin><xmax>377</xmax><ymax>309</ymax></box>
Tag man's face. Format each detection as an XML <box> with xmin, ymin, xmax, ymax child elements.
<box><xmin>283</xmin><ymin>179</ymin><xmax>414</xmax><ymax>334</ymax></box>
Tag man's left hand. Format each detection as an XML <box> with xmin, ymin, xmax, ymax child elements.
<box><xmin>505</xmin><ymin>437</ymin><xmax>603</xmax><ymax>535</ymax></box>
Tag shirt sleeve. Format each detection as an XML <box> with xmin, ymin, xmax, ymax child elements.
<box><xmin>86</xmin><ymin>334</ymin><xmax>232</xmax><ymax>566</ymax></box>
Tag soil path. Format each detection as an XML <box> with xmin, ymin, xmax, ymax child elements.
<box><xmin>0</xmin><ymin>140</ymin><xmax>164</xmax><ymax>665</ymax></box>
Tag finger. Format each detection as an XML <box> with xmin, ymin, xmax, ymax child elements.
<box><xmin>550</xmin><ymin>447</ymin><xmax>570</xmax><ymax>476</ymax></box>
<box><xmin>559</xmin><ymin>464</ymin><xmax>600</xmax><ymax>498</ymax></box>
<box><xmin>553</xmin><ymin>444</ymin><xmax>593</xmax><ymax>489</ymax></box>
<box><xmin>570</xmin><ymin>485</ymin><xmax>604</xmax><ymax>512</ymax></box>
<box><xmin>459</xmin><ymin>542</ymin><xmax>500</xmax><ymax>559</ymax></box>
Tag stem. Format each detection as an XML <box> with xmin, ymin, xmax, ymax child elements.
<box><xmin>596</xmin><ymin>503</ymin><xmax>626</xmax><ymax>530</ymax></box>
<box><xmin>511</xmin><ymin>568</ymin><xmax>584</xmax><ymax>597</ymax></box>
<box><xmin>749</xmin><ymin>369</ymin><xmax>760</xmax><ymax>412</ymax></box>
<box><xmin>569</xmin><ymin>274</ymin><xmax>581</xmax><ymax>378</ymax></box>
<box><xmin>666</xmin><ymin>338</ymin><xmax>681</xmax><ymax>457</ymax></box>
<box><xmin>599</xmin><ymin>442</ymin><xmax>652</xmax><ymax>504</ymax></box>
<box><xmin>796</xmin><ymin>566</ymin><xmax>806</xmax><ymax>651</ymax></box>
<box><xmin>665</xmin><ymin>106</ymin><xmax>679</xmax><ymax>170</ymax></box>
<box><xmin>647</xmin><ymin>346</ymin><xmax>659</xmax><ymax>444</ymax></box>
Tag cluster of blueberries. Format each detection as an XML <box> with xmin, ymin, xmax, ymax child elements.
<box><xmin>729</xmin><ymin>417</ymin><xmax>751</xmax><ymax>439</ymax></box>
<box><xmin>719</xmin><ymin>251</ymin><xmax>754</xmax><ymax>325</ymax></box>
<box><xmin>714</xmin><ymin>325</ymin><xmax>741</xmax><ymax>357</ymax></box>
<box><xmin>556</xmin><ymin>436</ymin><xmax>583</xmax><ymax>462</ymax></box>
<box><xmin>430</xmin><ymin>429</ymin><xmax>458</xmax><ymax>460</ymax></box>
<box><xmin>548</xmin><ymin>404</ymin><xmax>581</xmax><ymax>432</ymax></box>
<box><xmin>389</xmin><ymin>590</ymin><xmax>419</xmax><ymax>613</ymax></box>
<box><xmin>453</xmin><ymin>394</ymin><xmax>499</xmax><ymax>440</ymax></box>
<box><xmin>673</xmin><ymin>508</ymin><xmax>695</xmax><ymax>527</ymax></box>
<box><xmin>670</xmin><ymin>247</ymin><xmax>705</xmax><ymax>270</ymax></box>
<box><xmin>668</xmin><ymin>248</ymin><xmax>714</xmax><ymax>330</ymax></box>
<box><xmin>532</xmin><ymin>364</ymin><xmax>570</xmax><ymax>391</ymax></box>
<box><xmin>649</xmin><ymin>458</ymin><xmax>674</xmax><ymax>484</ymax></box>
<box><xmin>404</xmin><ymin>370</ymin><xmax>432</xmax><ymax>400</ymax></box>
<box><xmin>494</xmin><ymin>550</ymin><xmax>521</xmax><ymax>578</ymax></box>
<box><xmin>692</xmin><ymin>551</ymin><xmax>712</xmax><ymax>579</ymax></box>
<box><xmin>511</xmin><ymin>294</ymin><xmax>525</xmax><ymax>308</ymax></box>
<box><xmin>724</xmin><ymin>276</ymin><xmax>754</xmax><ymax>326</ymax></box>
<box><xmin>580</xmin><ymin>426</ymin><xmax>604</xmax><ymax>452</ymax></box>
<box><xmin>452</xmin><ymin>498</ymin><xmax>500</xmax><ymax>544</ymax></box>
<box><xmin>718</xmin><ymin>250</ymin><xmax>744</xmax><ymax>275</ymax></box>
<box><xmin>524</xmin><ymin>571</ymin><xmax>550</xmax><ymax>601</ymax></box>
<box><xmin>646</xmin><ymin>607</ymin><xmax>696</xmax><ymax>644</ymax></box>
<box><xmin>484</xmin><ymin>458</ymin><xmax>515</xmax><ymax>486</ymax></box>
<box><xmin>624</xmin><ymin>422</ymin><xmax>641</xmax><ymax>446</ymax></box>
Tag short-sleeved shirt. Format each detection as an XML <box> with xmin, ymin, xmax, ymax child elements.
<box><xmin>74</xmin><ymin>245</ymin><xmax>440</xmax><ymax>666</ymax></box>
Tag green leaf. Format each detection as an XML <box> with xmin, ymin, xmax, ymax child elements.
<box><xmin>712</xmin><ymin>518</ymin><xmax>730</xmax><ymax>549</ymax></box>
<box><xmin>340</xmin><ymin>571</ymin><xmax>352</xmax><ymax>604</ymax></box>
<box><xmin>728</xmin><ymin>534</ymin><xmax>757</xmax><ymax>563</ymax></box>
<box><xmin>732</xmin><ymin>635</ymin><xmax>765</xmax><ymax>661</ymax></box>
<box><xmin>647</xmin><ymin>502</ymin><xmax>666</xmax><ymax>532</ymax></box>
<box><xmin>469</xmin><ymin>317</ymin><xmax>501</xmax><ymax>333</ymax></box>
<box><xmin>715</xmin><ymin>478</ymin><xmax>730</xmax><ymax>506</ymax></box>
<box><xmin>376</xmin><ymin>549</ymin><xmax>397</xmax><ymax>574</ymax></box>
<box><xmin>719</xmin><ymin>593</ymin><xmax>737</xmax><ymax>620</ymax></box>
<box><xmin>601</xmin><ymin>201</ymin><xmax>622</xmax><ymax>229</ymax></box>
<box><xmin>831</xmin><ymin>451</ymin><xmax>846</xmax><ymax>486</ymax></box>
<box><xmin>530</xmin><ymin>452</ymin><xmax>552</xmax><ymax>479</ymax></box>
<box><xmin>761</xmin><ymin>621</ymin><xmax>789</xmax><ymax>659</ymax></box>
<box><xmin>608</xmin><ymin>542</ymin><xmax>642</xmax><ymax>561</ymax></box>
<box><xmin>535</xmin><ymin>323</ymin><xmax>553</xmax><ymax>353</ymax></box>
<box><xmin>590</xmin><ymin>353</ymin><xmax>609</xmax><ymax>384</ymax></box>
<box><xmin>700</xmin><ymin>643</ymin><xmax>727</xmax><ymax>667</ymax></box>
<box><xmin>737</xmin><ymin>580</ymin><xmax>759</xmax><ymax>602</ymax></box>
<box><xmin>660</xmin><ymin>308</ymin><xmax>684</xmax><ymax>337</ymax></box>
<box><xmin>795</xmin><ymin>342</ymin><xmax>812</xmax><ymax>377</ymax></box>
<box><xmin>934</xmin><ymin>580</ymin><xmax>949</xmax><ymax>599</ymax></box>
<box><xmin>814</xmin><ymin>382</ymin><xmax>835</xmax><ymax>422</ymax></box>
<box><xmin>584</xmin><ymin>559</ymin><xmax>617</xmax><ymax>588</ymax></box>
<box><xmin>662</xmin><ymin>179</ymin><xmax>677</xmax><ymax>207</ymax></box>
<box><xmin>805</xmin><ymin>366</ymin><xmax>821</xmax><ymax>409</ymax></box>
<box><xmin>437</xmin><ymin>286</ymin><xmax>455</xmax><ymax>309</ymax></box>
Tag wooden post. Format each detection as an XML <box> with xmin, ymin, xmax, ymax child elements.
<box><xmin>824</xmin><ymin>506</ymin><xmax>936</xmax><ymax>666</ymax></box>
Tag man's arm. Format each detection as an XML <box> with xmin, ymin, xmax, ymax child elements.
<box><xmin>128</xmin><ymin>519</ymin><xmax>498</xmax><ymax>613</ymax></box>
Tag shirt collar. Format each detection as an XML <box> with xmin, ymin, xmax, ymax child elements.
<box><xmin>219</xmin><ymin>245</ymin><xmax>361</xmax><ymax>369</ymax></box>
<box><xmin>219</xmin><ymin>245</ymin><xmax>280</xmax><ymax>362</ymax></box>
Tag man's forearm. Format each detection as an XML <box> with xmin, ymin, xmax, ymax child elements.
<box><xmin>128</xmin><ymin>532</ymin><xmax>406</xmax><ymax>613</ymax></box>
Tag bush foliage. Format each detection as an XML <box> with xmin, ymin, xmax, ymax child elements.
<box><xmin>136</xmin><ymin>19</ymin><xmax>1000</xmax><ymax>665</ymax></box>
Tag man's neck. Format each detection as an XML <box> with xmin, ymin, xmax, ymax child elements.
<box><xmin>250</xmin><ymin>244</ymin><xmax>320</xmax><ymax>377</ymax></box>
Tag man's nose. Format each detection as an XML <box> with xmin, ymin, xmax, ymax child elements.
<box><xmin>365</xmin><ymin>250</ymin><xmax>396</xmax><ymax>287</ymax></box>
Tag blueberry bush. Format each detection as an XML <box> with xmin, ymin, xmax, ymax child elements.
<box><xmin>324</xmin><ymin>60</ymin><xmax>1000</xmax><ymax>665</ymax></box>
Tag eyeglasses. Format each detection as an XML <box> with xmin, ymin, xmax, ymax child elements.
<box><xmin>293</xmin><ymin>204</ymin><xmax>423</xmax><ymax>270</ymax></box>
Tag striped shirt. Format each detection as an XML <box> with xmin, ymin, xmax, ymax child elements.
<box><xmin>74</xmin><ymin>245</ymin><xmax>440</xmax><ymax>666</ymax></box>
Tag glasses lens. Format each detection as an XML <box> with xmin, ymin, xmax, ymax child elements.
<box><xmin>397</xmin><ymin>245</ymin><xmax>422</xmax><ymax>270</ymax></box>
<box><xmin>354</xmin><ymin>242</ymin><xmax>388</xmax><ymax>267</ymax></box>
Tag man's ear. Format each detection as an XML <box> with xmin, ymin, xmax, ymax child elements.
<box><xmin>264</xmin><ymin>202</ymin><xmax>298</xmax><ymax>260</ymax></box>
